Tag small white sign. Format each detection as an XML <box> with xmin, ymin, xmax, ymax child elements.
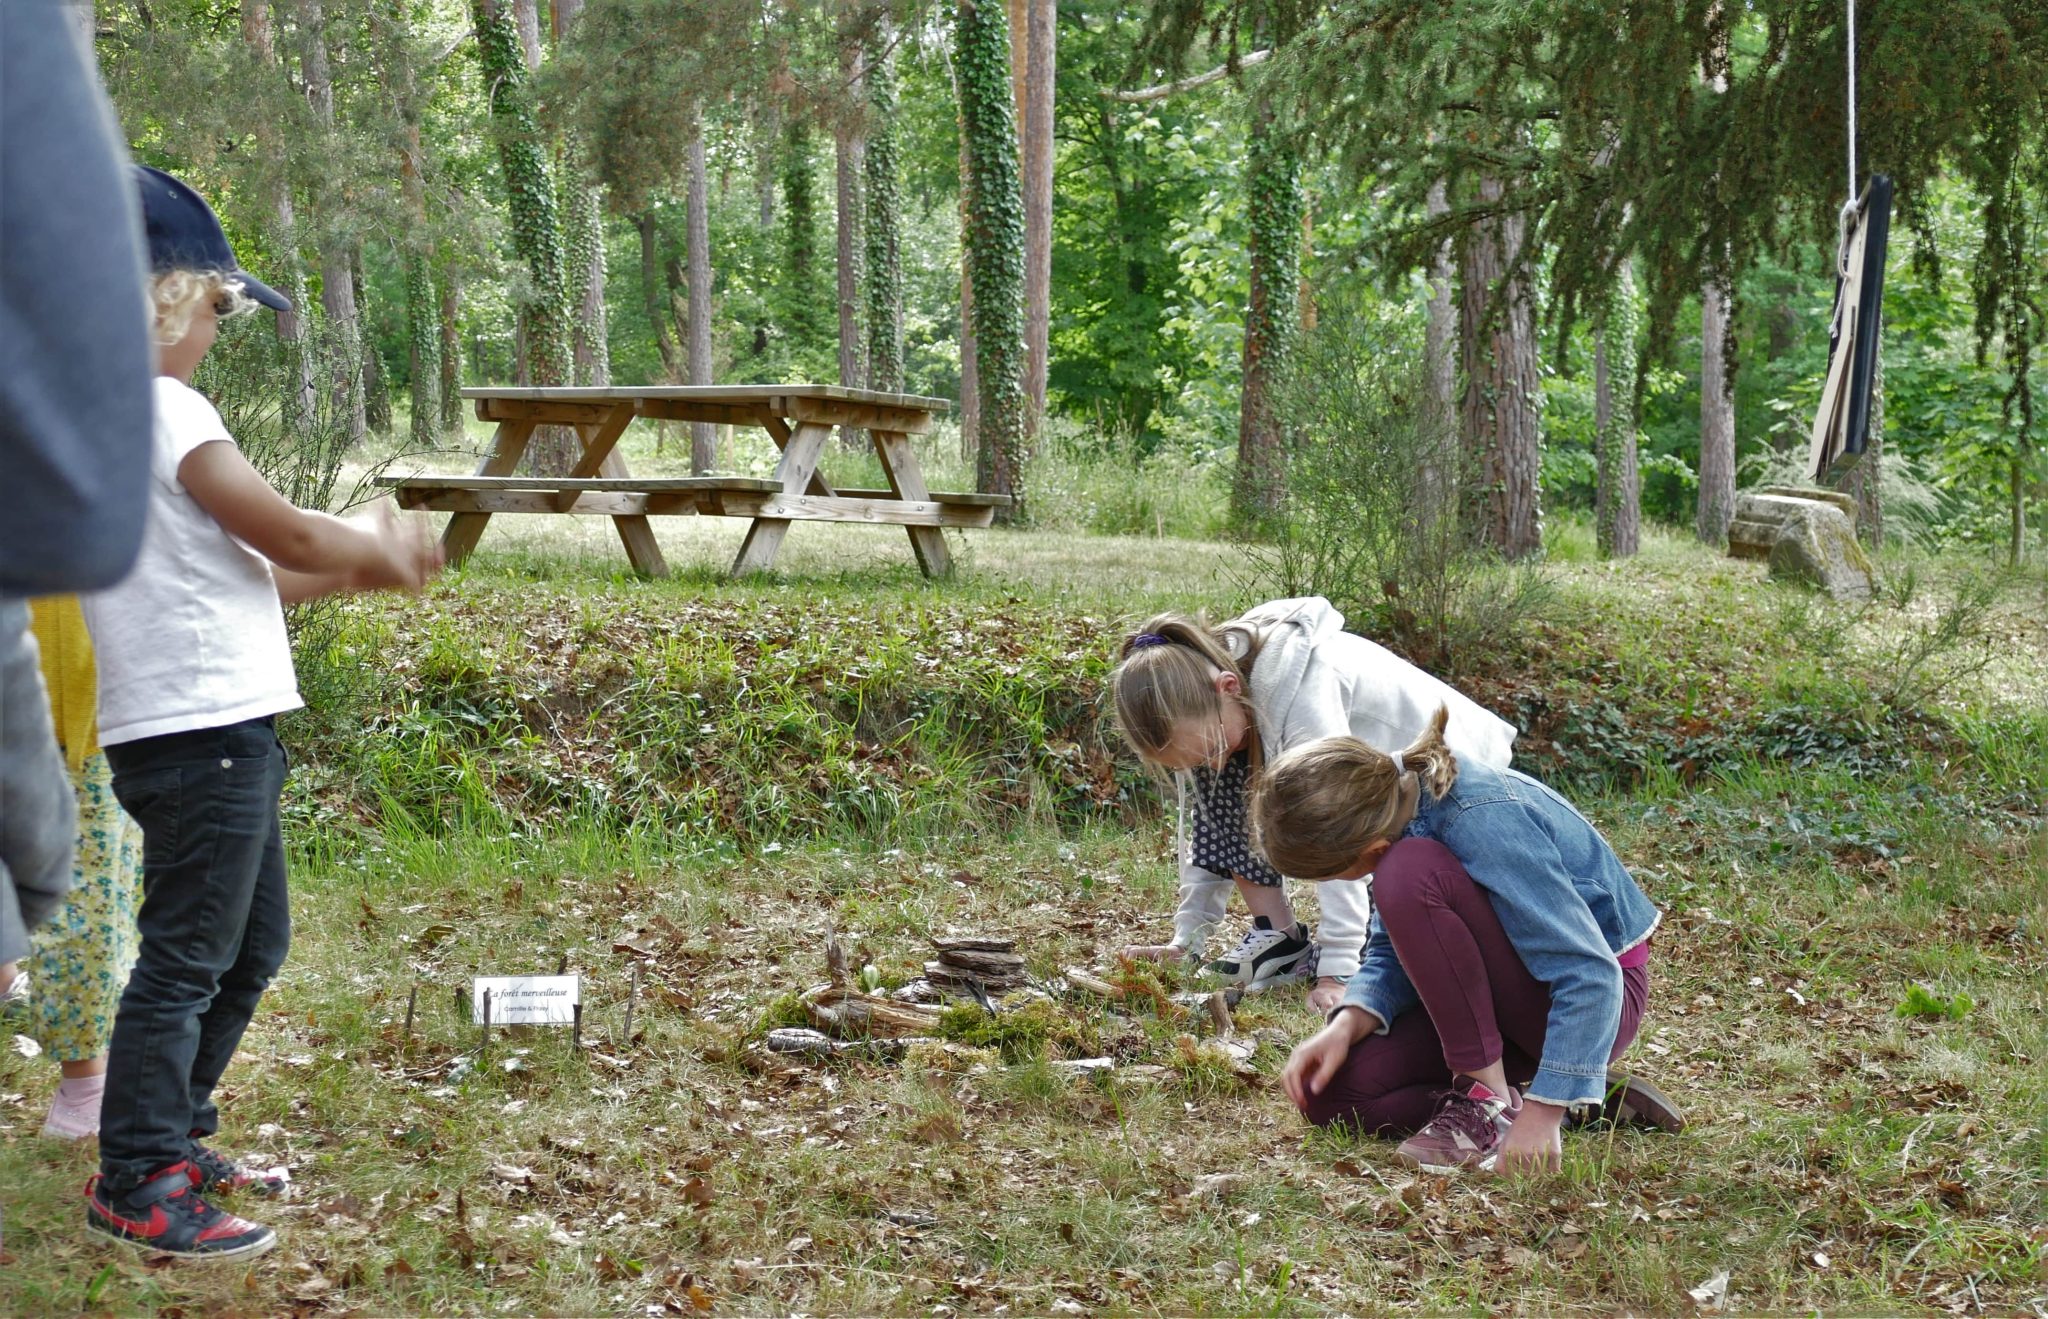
<box><xmin>472</xmin><ymin>974</ymin><xmax>580</xmax><ymax>1026</ymax></box>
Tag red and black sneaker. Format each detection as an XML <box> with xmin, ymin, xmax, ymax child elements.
<box><xmin>186</xmin><ymin>1138</ymin><xmax>288</xmax><ymax>1198</ymax></box>
<box><xmin>86</xmin><ymin>1162</ymin><xmax>276</xmax><ymax>1260</ymax></box>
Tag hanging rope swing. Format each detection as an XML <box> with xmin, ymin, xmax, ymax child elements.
<box><xmin>1806</xmin><ymin>0</ymin><xmax>1893</xmax><ymax>481</ymax></box>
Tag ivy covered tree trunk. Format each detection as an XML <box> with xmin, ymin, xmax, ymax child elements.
<box><xmin>1697</xmin><ymin>277</ymin><xmax>1736</xmax><ymax>544</ymax></box>
<box><xmin>355</xmin><ymin>258</ymin><xmax>392</xmax><ymax>433</ymax></box>
<box><xmin>294</xmin><ymin>0</ymin><xmax>368</xmax><ymax>445</ymax></box>
<box><xmin>783</xmin><ymin>120</ymin><xmax>821</xmax><ymax>354</ymax></box>
<box><xmin>1234</xmin><ymin>98</ymin><xmax>1303</xmax><ymax>531</ymax></box>
<box><xmin>864</xmin><ymin>36</ymin><xmax>904</xmax><ymax>395</ymax></box>
<box><xmin>636</xmin><ymin>211</ymin><xmax>680</xmax><ymax>379</ymax></box>
<box><xmin>687</xmin><ymin>123</ymin><xmax>715</xmax><ymax>474</ymax></box>
<box><xmin>955</xmin><ymin>93</ymin><xmax>979</xmax><ymax>462</ymax></box>
<box><xmin>1595</xmin><ymin>261</ymin><xmax>1642</xmax><ymax>558</ymax></box>
<box><xmin>1458</xmin><ymin>176</ymin><xmax>1542</xmax><ymax>559</ymax></box>
<box><xmin>957</xmin><ymin>0</ymin><xmax>1026</xmax><ymax>515</ymax></box>
<box><xmin>438</xmin><ymin>274</ymin><xmax>465</xmax><ymax>433</ymax></box>
<box><xmin>472</xmin><ymin>0</ymin><xmax>571</xmax><ymax>470</ymax></box>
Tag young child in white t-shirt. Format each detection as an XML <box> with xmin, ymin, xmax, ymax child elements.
<box><xmin>81</xmin><ymin>166</ymin><xmax>442</xmax><ymax>1261</ymax></box>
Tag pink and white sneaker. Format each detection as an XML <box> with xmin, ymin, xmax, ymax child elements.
<box><xmin>42</xmin><ymin>1077</ymin><xmax>106</xmax><ymax>1141</ymax></box>
<box><xmin>1396</xmin><ymin>1076</ymin><xmax>1520</xmax><ymax>1174</ymax></box>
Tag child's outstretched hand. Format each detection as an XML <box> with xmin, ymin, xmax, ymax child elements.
<box><xmin>1120</xmin><ymin>943</ymin><xmax>1185</xmax><ymax>964</ymax></box>
<box><xmin>355</xmin><ymin>502</ymin><xmax>444</xmax><ymax>592</ymax></box>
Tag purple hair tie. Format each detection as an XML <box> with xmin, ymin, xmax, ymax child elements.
<box><xmin>1129</xmin><ymin>633</ymin><xmax>1170</xmax><ymax>650</ymax></box>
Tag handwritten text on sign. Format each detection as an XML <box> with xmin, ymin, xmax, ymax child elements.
<box><xmin>472</xmin><ymin>974</ymin><xmax>580</xmax><ymax>1026</ymax></box>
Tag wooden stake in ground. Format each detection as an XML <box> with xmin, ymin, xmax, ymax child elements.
<box><xmin>623</xmin><ymin>961</ymin><xmax>643</xmax><ymax>1047</ymax></box>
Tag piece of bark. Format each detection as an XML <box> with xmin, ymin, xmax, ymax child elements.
<box><xmin>931</xmin><ymin>936</ymin><xmax>1018</xmax><ymax>954</ymax></box>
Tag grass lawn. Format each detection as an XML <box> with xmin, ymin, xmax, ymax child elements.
<box><xmin>1</xmin><ymin>511</ymin><xmax>2042</xmax><ymax>1315</ymax></box>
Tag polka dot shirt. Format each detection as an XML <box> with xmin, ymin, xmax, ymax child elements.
<box><xmin>1188</xmin><ymin>751</ymin><xmax>1283</xmax><ymax>888</ymax></box>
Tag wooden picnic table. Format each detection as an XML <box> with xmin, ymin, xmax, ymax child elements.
<box><xmin>375</xmin><ymin>385</ymin><xmax>1006</xmax><ymax>579</ymax></box>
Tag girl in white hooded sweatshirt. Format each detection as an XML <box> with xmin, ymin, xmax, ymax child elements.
<box><xmin>1111</xmin><ymin>598</ymin><xmax>1516</xmax><ymax>1012</ymax></box>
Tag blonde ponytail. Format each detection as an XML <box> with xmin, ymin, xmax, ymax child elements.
<box><xmin>1398</xmin><ymin>704</ymin><xmax>1459</xmax><ymax>801</ymax></box>
<box><xmin>1110</xmin><ymin>611</ymin><xmax>1264</xmax><ymax>766</ymax></box>
<box><xmin>1249</xmin><ymin>704</ymin><xmax>1460</xmax><ymax>879</ymax></box>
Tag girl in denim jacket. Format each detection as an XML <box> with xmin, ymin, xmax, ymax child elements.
<box><xmin>1108</xmin><ymin>599</ymin><xmax>1516</xmax><ymax>1012</ymax></box>
<box><xmin>1255</xmin><ymin>707</ymin><xmax>1683</xmax><ymax>1175</ymax></box>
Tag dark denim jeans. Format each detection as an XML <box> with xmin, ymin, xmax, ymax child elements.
<box><xmin>99</xmin><ymin>717</ymin><xmax>290</xmax><ymax>1193</ymax></box>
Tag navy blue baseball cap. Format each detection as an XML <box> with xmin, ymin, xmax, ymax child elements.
<box><xmin>133</xmin><ymin>164</ymin><xmax>292</xmax><ymax>312</ymax></box>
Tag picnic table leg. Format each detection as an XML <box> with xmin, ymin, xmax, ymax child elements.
<box><xmin>564</xmin><ymin>403</ymin><xmax>669</xmax><ymax>578</ymax></box>
<box><xmin>870</xmin><ymin>428</ymin><xmax>954</xmax><ymax>577</ymax></box>
<box><xmin>441</xmin><ymin>418</ymin><xmax>537</xmax><ymax>566</ymax></box>
<box><xmin>732</xmin><ymin>420</ymin><xmax>833</xmax><ymax>576</ymax></box>
<box><xmin>599</xmin><ymin>449</ymin><xmax>670</xmax><ymax>577</ymax></box>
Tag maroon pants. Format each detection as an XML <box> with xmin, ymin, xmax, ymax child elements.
<box><xmin>1302</xmin><ymin>838</ymin><xmax>1649</xmax><ymax>1134</ymax></box>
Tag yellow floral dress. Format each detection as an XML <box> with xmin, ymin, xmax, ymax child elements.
<box><xmin>23</xmin><ymin>599</ymin><xmax>142</xmax><ymax>1063</ymax></box>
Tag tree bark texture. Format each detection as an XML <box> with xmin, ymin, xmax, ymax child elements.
<box><xmin>473</xmin><ymin>0</ymin><xmax>573</xmax><ymax>473</ymax></box>
<box><xmin>1458</xmin><ymin>177</ymin><xmax>1542</xmax><ymax>559</ymax></box>
<box><xmin>1234</xmin><ymin>99</ymin><xmax>1303</xmax><ymax>531</ymax></box>
<box><xmin>513</xmin><ymin>0</ymin><xmax>542</xmax><ymax>70</ymax></box>
<box><xmin>864</xmin><ymin>38</ymin><xmax>904</xmax><ymax>395</ymax></box>
<box><xmin>1696</xmin><ymin>278</ymin><xmax>1736</xmax><ymax>545</ymax></box>
<box><xmin>687</xmin><ymin>127</ymin><xmax>715</xmax><ymax>474</ymax></box>
<box><xmin>294</xmin><ymin>0</ymin><xmax>368</xmax><ymax>444</ymax></box>
<box><xmin>957</xmin><ymin>0</ymin><xmax>1025</xmax><ymax>514</ymax></box>
<box><xmin>1594</xmin><ymin>262</ymin><xmax>1641</xmax><ymax>558</ymax></box>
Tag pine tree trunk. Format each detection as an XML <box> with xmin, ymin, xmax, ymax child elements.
<box><xmin>1458</xmin><ymin>177</ymin><xmax>1542</xmax><ymax>559</ymax></box>
<box><xmin>1019</xmin><ymin>0</ymin><xmax>1054</xmax><ymax>434</ymax></box>
<box><xmin>864</xmin><ymin>37</ymin><xmax>904</xmax><ymax>395</ymax></box>
<box><xmin>295</xmin><ymin>0</ymin><xmax>368</xmax><ymax>445</ymax></box>
<box><xmin>1421</xmin><ymin>178</ymin><xmax>1457</xmax><ymax>518</ymax></box>
<box><xmin>1696</xmin><ymin>278</ymin><xmax>1736</xmax><ymax>544</ymax></box>
<box><xmin>754</xmin><ymin>114</ymin><xmax>778</xmax><ymax>229</ymax></box>
<box><xmin>687</xmin><ymin>125</ymin><xmax>716</xmax><ymax>474</ymax></box>
<box><xmin>555</xmin><ymin>0</ymin><xmax>608</xmax><ymax>389</ymax></box>
<box><xmin>835</xmin><ymin>35</ymin><xmax>865</xmax><ymax>449</ymax></box>
<box><xmin>513</xmin><ymin>0</ymin><xmax>542</xmax><ymax>70</ymax></box>
<box><xmin>439</xmin><ymin>275</ymin><xmax>465</xmax><ymax>432</ymax></box>
<box><xmin>473</xmin><ymin>0</ymin><xmax>572</xmax><ymax>473</ymax></box>
<box><xmin>957</xmin><ymin>0</ymin><xmax>1025</xmax><ymax>515</ymax></box>
<box><xmin>240</xmin><ymin>0</ymin><xmax>318</xmax><ymax>438</ymax></box>
<box><xmin>1595</xmin><ymin>262</ymin><xmax>1641</xmax><ymax>558</ymax></box>
<box><xmin>1234</xmin><ymin>98</ymin><xmax>1303</xmax><ymax>531</ymax></box>
<box><xmin>381</xmin><ymin>0</ymin><xmax>442</xmax><ymax>450</ymax></box>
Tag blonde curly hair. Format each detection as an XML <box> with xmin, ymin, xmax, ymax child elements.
<box><xmin>150</xmin><ymin>270</ymin><xmax>259</xmax><ymax>346</ymax></box>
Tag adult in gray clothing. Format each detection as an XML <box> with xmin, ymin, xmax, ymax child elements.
<box><xmin>0</xmin><ymin>2</ymin><xmax>155</xmax><ymax>973</ymax></box>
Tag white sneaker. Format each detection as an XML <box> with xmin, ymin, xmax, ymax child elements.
<box><xmin>1205</xmin><ymin>918</ymin><xmax>1314</xmax><ymax>990</ymax></box>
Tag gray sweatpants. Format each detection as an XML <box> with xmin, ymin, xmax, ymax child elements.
<box><xmin>0</xmin><ymin>600</ymin><xmax>73</xmax><ymax>965</ymax></box>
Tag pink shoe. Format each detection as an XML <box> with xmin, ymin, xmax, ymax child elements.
<box><xmin>41</xmin><ymin>1078</ymin><xmax>105</xmax><ymax>1141</ymax></box>
<box><xmin>1395</xmin><ymin>1076</ymin><xmax>1520</xmax><ymax>1174</ymax></box>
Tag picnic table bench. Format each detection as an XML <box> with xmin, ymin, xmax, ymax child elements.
<box><xmin>374</xmin><ymin>385</ymin><xmax>1006</xmax><ymax>578</ymax></box>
